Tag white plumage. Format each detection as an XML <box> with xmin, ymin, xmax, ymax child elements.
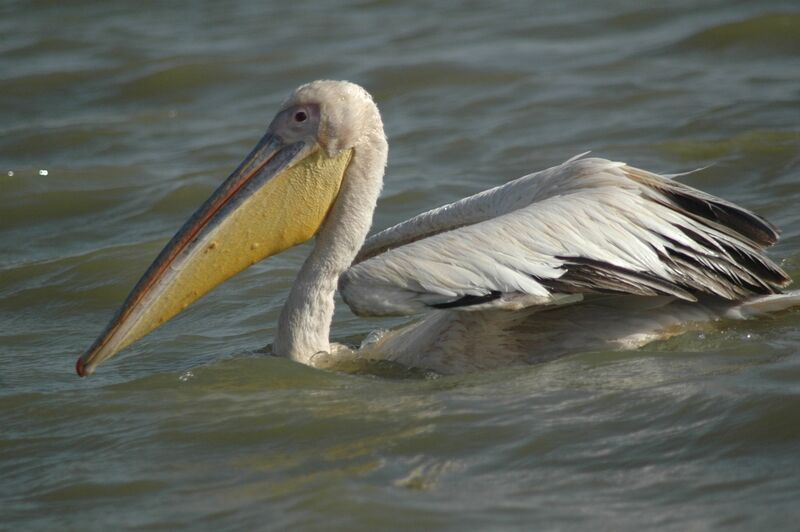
<box><xmin>334</xmin><ymin>151</ymin><xmax>797</xmax><ymax>373</ymax></box>
<box><xmin>341</xmin><ymin>156</ymin><xmax>787</xmax><ymax>314</ymax></box>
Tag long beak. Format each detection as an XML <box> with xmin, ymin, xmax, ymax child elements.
<box><xmin>76</xmin><ymin>133</ymin><xmax>353</xmax><ymax>376</ymax></box>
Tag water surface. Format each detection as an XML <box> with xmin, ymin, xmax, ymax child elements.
<box><xmin>2</xmin><ymin>0</ymin><xmax>800</xmax><ymax>529</ymax></box>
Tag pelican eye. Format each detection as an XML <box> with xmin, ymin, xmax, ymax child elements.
<box><xmin>294</xmin><ymin>110</ymin><xmax>308</xmax><ymax>122</ymax></box>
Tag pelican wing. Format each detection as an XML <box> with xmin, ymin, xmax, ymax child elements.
<box><xmin>340</xmin><ymin>157</ymin><xmax>788</xmax><ymax>316</ymax></box>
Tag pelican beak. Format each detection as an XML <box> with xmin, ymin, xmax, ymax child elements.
<box><xmin>76</xmin><ymin>132</ymin><xmax>353</xmax><ymax>376</ymax></box>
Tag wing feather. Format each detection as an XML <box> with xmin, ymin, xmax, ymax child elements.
<box><xmin>340</xmin><ymin>157</ymin><xmax>789</xmax><ymax>317</ymax></box>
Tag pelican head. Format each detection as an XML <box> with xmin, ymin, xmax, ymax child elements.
<box><xmin>76</xmin><ymin>80</ymin><xmax>387</xmax><ymax>376</ymax></box>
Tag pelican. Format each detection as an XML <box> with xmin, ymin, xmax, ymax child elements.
<box><xmin>75</xmin><ymin>80</ymin><xmax>799</xmax><ymax>376</ymax></box>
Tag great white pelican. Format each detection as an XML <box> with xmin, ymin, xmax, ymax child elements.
<box><xmin>76</xmin><ymin>80</ymin><xmax>799</xmax><ymax>376</ymax></box>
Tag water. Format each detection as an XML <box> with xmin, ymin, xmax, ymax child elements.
<box><xmin>2</xmin><ymin>0</ymin><xmax>800</xmax><ymax>529</ymax></box>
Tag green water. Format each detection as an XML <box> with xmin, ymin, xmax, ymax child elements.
<box><xmin>2</xmin><ymin>0</ymin><xmax>800</xmax><ymax>529</ymax></box>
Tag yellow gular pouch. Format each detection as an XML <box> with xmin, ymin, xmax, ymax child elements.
<box><xmin>116</xmin><ymin>147</ymin><xmax>353</xmax><ymax>353</ymax></box>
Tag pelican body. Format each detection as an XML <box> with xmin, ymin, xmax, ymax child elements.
<box><xmin>76</xmin><ymin>81</ymin><xmax>799</xmax><ymax>376</ymax></box>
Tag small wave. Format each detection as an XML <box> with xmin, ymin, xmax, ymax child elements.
<box><xmin>676</xmin><ymin>13</ymin><xmax>800</xmax><ymax>55</ymax></box>
<box><xmin>113</xmin><ymin>61</ymin><xmax>238</xmax><ymax>102</ymax></box>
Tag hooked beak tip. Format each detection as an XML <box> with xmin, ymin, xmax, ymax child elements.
<box><xmin>75</xmin><ymin>356</ymin><xmax>88</xmax><ymax>377</ymax></box>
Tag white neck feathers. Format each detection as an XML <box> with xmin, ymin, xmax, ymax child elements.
<box><xmin>273</xmin><ymin>128</ymin><xmax>387</xmax><ymax>362</ymax></box>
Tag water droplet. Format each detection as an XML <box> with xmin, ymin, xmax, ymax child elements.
<box><xmin>250</xmin><ymin>242</ymin><xmax>260</xmax><ymax>250</ymax></box>
<box><xmin>38</xmin><ymin>169</ymin><xmax>49</xmax><ymax>176</ymax></box>
<box><xmin>6</xmin><ymin>170</ymin><xmax>13</xmax><ymax>177</ymax></box>
<box><xmin>178</xmin><ymin>370</ymin><xmax>194</xmax><ymax>382</ymax></box>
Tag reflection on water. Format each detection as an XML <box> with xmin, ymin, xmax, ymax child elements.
<box><xmin>2</xmin><ymin>0</ymin><xmax>800</xmax><ymax>529</ymax></box>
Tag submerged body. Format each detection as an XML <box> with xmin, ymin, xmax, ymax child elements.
<box><xmin>76</xmin><ymin>80</ymin><xmax>799</xmax><ymax>376</ymax></box>
<box><xmin>351</xmin><ymin>293</ymin><xmax>793</xmax><ymax>374</ymax></box>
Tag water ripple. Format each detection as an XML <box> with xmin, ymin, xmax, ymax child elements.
<box><xmin>2</xmin><ymin>0</ymin><xmax>800</xmax><ymax>529</ymax></box>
